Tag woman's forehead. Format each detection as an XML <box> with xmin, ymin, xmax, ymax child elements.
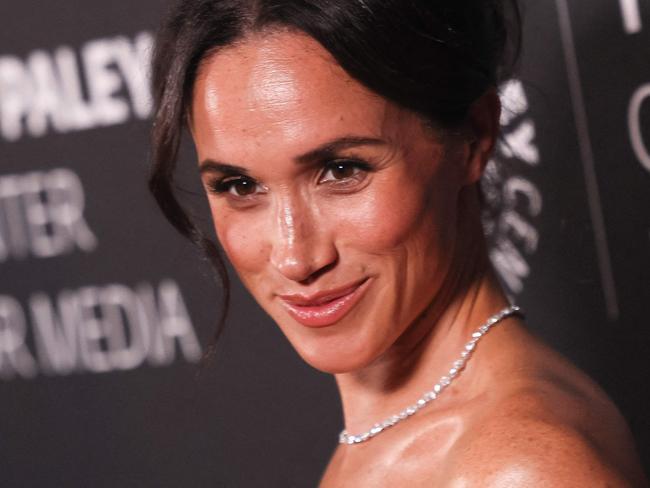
<box><xmin>190</xmin><ymin>31</ymin><xmax>398</xmax><ymax>156</ymax></box>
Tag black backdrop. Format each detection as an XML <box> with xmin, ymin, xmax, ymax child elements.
<box><xmin>1</xmin><ymin>1</ymin><xmax>648</xmax><ymax>486</ymax></box>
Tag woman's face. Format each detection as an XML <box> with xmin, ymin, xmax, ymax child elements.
<box><xmin>191</xmin><ymin>30</ymin><xmax>479</xmax><ymax>374</ymax></box>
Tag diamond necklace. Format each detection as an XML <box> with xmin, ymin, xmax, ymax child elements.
<box><xmin>338</xmin><ymin>304</ymin><xmax>522</xmax><ymax>445</ymax></box>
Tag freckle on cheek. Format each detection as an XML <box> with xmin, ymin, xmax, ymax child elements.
<box><xmin>220</xmin><ymin>224</ymin><xmax>266</xmax><ymax>273</ymax></box>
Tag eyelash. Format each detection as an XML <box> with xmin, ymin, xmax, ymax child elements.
<box><xmin>206</xmin><ymin>159</ymin><xmax>373</xmax><ymax>198</ymax></box>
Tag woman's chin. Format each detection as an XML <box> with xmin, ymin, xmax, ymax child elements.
<box><xmin>267</xmin><ymin>305</ymin><xmax>391</xmax><ymax>374</ymax></box>
<box><xmin>290</xmin><ymin>336</ymin><xmax>381</xmax><ymax>374</ymax></box>
<box><xmin>300</xmin><ymin>354</ymin><xmax>368</xmax><ymax>375</ymax></box>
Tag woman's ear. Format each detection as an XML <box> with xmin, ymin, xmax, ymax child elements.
<box><xmin>462</xmin><ymin>87</ymin><xmax>501</xmax><ymax>185</ymax></box>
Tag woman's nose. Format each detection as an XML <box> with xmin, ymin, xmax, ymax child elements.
<box><xmin>269</xmin><ymin>196</ymin><xmax>338</xmax><ymax>283</ymax></box>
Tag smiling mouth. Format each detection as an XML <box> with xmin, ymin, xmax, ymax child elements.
<box><xmin>278</xmin><ymin>278</ymin><xmax>370</xmax><ymax>328</ymax></box>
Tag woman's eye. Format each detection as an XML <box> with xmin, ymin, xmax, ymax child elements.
<box><xmin>319</xmin><ymin>160</ymin><xmax>367</xmax><ymax>184</ymax></box>
<box><xmin>209</xmin><ymin>177</ymin><xmax>261</xmax><ymax>197</ymax></box>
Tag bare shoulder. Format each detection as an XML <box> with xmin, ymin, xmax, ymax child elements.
<box><xmin>441</xmin><ymin>421</ymin><xmax>636</xmax><ymax>487</ymax></box>
<box><xmin>439</xmin><ymin>337</ymin><xmax>648</xmax><ymax>487</ymax></box>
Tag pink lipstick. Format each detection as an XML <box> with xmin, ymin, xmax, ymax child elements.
<box><xmin>278</xmin><ymin>278</ymin><xmax>370</xmax><ymax>328</ymax></box>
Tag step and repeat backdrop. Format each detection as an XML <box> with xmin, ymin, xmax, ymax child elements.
<box><xmin>1</xmin><ymin>1</ymin><xmax>648</xmax><ymax>486</ymax></box>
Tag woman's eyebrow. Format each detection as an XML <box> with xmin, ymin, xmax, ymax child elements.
<box><xmin>295</xmin><ymin>136</ymin><xmax>386</xmax><ymax>164</ymax></box>
<box><xmin>199</xmin><ymin>159</ymin><xmax>250</xmax><ymax>176</ymax></box>
<box><xmin>198</xmin><ymin>136</ymin><xmax>386</xmax><ymax>175</ymax></box>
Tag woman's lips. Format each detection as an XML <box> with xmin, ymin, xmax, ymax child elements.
<box><xmin>278</xmin><ymin>278</ymin><xmax>370</xmax><ymax>328</ymax></box>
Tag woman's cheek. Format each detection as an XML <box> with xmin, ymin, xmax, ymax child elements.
<box><xmin>210</xmin><ymin>205</ymin><xmax>270</xmax><ymax>276</ymax></box>
<box><xmin>332</xmin><ymin>179</ymin><xmax>449</xmax><ymax>253</ymax></box>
